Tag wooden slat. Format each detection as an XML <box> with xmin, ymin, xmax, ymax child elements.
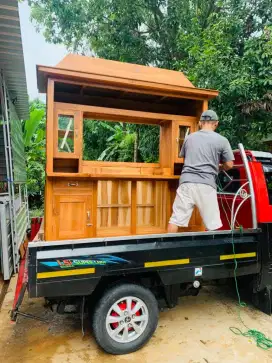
<box><xmin>131</xmin><ymin>181</ymin><xmax>137</xmax><ymax>234</ymax></box>
<box><xmin>92</xmin><ymin>181</ymin><xmax>97</xmax><ymax>236</ymax></box>
<box><xmin>44</xmin><ymin>177</ymin><xmax>53</xmax><ymax>240</ymax></box>
<box><xmin>82</xmin><ymin>160</ymin><xmax>159</xmax><ymax>168</ymax></box>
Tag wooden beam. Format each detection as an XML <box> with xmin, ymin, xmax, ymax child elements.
<box><xmin>46</xmin><ymin>171</ymin><xmax>180</xmax><ymax>180</ymax></box>
<box><xmin>54</xmin><ymin>101</ymin><xmax>197</xmax><ymax>125</ymax></box>
<box><xmin>55</xmin><ymin>91</ymin><xmax>196</xmax><ymax>116</ymax></box>
<box><xmin>82</xmin><ymin>160</ymin><xmax>159</xmax><ymax>168</ymax></box>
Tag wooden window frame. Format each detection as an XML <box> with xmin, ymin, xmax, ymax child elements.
<box><xmin>173</xmin><ymin>120</ymin><xmax>197</xmax><ymax>163</ymax></box>
<box><xmin>53</xmin><ymin>108</ymin><xmax>82</xmax><ymax>159</ymax></box>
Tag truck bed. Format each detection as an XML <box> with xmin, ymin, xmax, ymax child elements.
<box><xmin>28</xmin><ymin>230</ymin><xmax>260</xmax><ymax>298</ymax></box>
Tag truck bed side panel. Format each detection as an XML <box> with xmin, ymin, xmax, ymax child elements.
<box><xmin>28</xmin><ymin>232</ymin><xmax>259</xmax><ymax>298</ymax></box>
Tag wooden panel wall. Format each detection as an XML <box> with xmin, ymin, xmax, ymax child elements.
<box><xmin>136</xmin><ymin>181</ymin><xmax>168</xmax><ymax>233</ymax></box>
<box><xmin>96</xmin><ymin>180</ymin><xmax>169</xmax><ymax>236</ymax></box>
<box><xmin>97</xmin><ymin>180</ymin><xmax>132</xmax><ymax>236</ymax></box>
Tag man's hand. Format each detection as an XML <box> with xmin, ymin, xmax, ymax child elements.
<box><xmin>219</xmin><ymin>161</ymin><xmax>234</xmax><ymax>171</ymax></box>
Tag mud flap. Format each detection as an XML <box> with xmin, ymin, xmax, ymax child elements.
<box><xmin>252</xmin><ymin>287</ymin><xmax>272</xmax><ymax>316</ymax></box>
<box><xmin>10</xmin><ymin>251</ymin><xmax>28</xmax><ymax>321</ymax></box>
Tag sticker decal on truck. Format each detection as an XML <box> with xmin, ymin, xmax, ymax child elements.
<box><xmin>40</xmin><ymin>255</ymin><xmax>130</xmax><ymax>269</ymax></box>
<box><xmin>195</xmin><ymin>267</ymin><xmax>203</xmax><ymax>277</ymax></box>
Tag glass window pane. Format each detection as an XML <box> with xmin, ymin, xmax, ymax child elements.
<box><xmin>178</xmin><ymin>126</ymin><xmax>190</xmax><ymax>156</ymax></box>
<box><xmin>58</xmin><ymin>115</ymin><xmax>74</xmax><ymax>153</ymax></box>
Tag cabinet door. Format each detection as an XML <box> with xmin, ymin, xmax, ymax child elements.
<box><xmin>53</xmin><ymin>195</ymin><xmax>93</xmax><ymax>240</ymax></box>
<box><xmin>173</xmin><ymin>121</ymin><xmax>196</xmax><ymax>163</ymax></box>
<box><xmin>54</xmin><ymin>109</ymin><xmax>81</xmax><ymax>159</ymax></box>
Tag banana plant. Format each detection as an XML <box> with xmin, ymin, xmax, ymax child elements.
<box><xmin>24</xmin><ymin>108</ymin><xmax>45</xmax><ymax>147</ymax></box>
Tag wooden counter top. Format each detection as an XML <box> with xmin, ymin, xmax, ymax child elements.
<box><xmin>47</xmin><ymin>172</ymin><xmax>180</xmax><ymax>180</ymax></box>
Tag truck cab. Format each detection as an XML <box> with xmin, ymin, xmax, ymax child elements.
<box><xmin>218</xmin><ymin>150</ymin><xmax>272</xmax><ymax>230</ymax></box>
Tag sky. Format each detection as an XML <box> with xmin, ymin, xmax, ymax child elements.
<box><xmin>19</xmin><ymin>1</ymin><xmax>68</xmax><ymax>100</ymax></box>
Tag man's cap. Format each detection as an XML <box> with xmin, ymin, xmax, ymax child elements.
<box><xmin>200</xmin><ymin>110</ymin><xmax>219</xmax><ymax>121</ymax></box>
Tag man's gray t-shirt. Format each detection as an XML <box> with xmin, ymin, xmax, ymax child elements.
<box><xmin>179</xmin><ymin>130</ymin><xmax>234</xmax><ymax>189</ymax></box>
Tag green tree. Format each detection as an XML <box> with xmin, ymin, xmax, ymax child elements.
<box><xmin>98</xmin><ymin>123</ymin><xmax>136</xmax><ymax>162</ymax></box>
<box><xmin>28</xmin><ymin>0</ymin><xmax>272</xmax><ymax>148</ymax></box>
<box><xmin>83</xmin><ymin>121</ymin><xmax>159</xmax><ymax>162</ymax></box>
<box><xmin>177</xmin><ymin>19</ymin><xmax>272</xmax><ymax>148</ymax></box>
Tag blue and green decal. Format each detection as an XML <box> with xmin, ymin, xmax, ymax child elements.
<box><xmin>40</xmin><ymin>255</ymin><xmax>130</xmax><ymax>269</ymax></box>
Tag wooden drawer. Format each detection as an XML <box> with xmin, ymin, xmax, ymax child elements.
<box><xmin>53</xmin><ymin>178</ymin><xmax>93</xmax><ymax>191</ymax></box>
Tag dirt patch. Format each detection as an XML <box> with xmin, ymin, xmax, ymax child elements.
<box><xmin>0</xmin><ymin>276</ymin><xmax>9</xmax><ymax>311</ymax></box>
<box><xmin>0</xmin><ymin>278</ymin><xmax>272</xmax><ymax>363</ymax></box>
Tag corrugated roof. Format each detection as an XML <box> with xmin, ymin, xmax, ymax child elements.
<box><xmin>0</xmin><ymin>0</ymin><xmax>29</xmax><ymax>120</ymax></box>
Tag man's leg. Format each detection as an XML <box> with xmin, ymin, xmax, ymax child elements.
<box><xmin>168</xmin><ymin>183</ymin><xmax>194</xmax><ymax>233</ymax></box>
<box><xmin>167</xmin><ymin>223</ymin><xmax>179</xmax><ymax>233</ymax></box>
<box><xmin>193</xmin><ymin>184</ymin><xmax>222</xmax><ymax>231</ymax></box>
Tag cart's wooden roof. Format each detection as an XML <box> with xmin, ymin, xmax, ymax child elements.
<box><xmin>37</xmin><ymin>54</ymin><xmax>218</xmax><ymax>99</ymax></box>
<box><xmin>56</xmin><ymin>54</ymin><xmax>194</xmax><ymax>88</ymax></box>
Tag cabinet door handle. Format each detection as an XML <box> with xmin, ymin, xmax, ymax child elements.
<box><xmin>68</xmin><ymin>182</ymin><xmax>78</xmax><ymax>187</ymax></box>
<box><xmin>86</xmin><ymin>210</ymin><xmax>93</xmax><ymax>226</ymax></box>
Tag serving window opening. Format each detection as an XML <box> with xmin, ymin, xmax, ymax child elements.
<box><xmin>83</xmin><ymin>119</ymin><xmax>160</xmax><ymax>163</ymax></box>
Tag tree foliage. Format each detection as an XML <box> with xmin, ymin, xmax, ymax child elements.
<box><xmin>28</xmin><ymin>0</ymin><xmax>272</xmax><ymax>148</ymax></box>
<box><xmin>23</xmin><ymin>99</ymin><xmax>46</xmax><ymax>206</ymax></box>
<box><xmin>83</xmin><ymin>121</ymin><xmax>159</xmax><ymax>162</ymax></box>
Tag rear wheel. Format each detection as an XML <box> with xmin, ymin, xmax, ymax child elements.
<box><xmin>92</xmin><ymin>283</ymin><xmax>159</xmax><ymax>354</ymax></box>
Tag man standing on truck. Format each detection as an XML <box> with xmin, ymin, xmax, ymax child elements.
<box><xmin>168</xmin><ymin>110</ymin><xmax>234</xmax><ymax>232</ymax></box>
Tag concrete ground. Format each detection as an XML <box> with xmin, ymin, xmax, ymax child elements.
<box><xmin>1</xmin><ymin>277</ymin><xmax>272</xmax><ymax>363</ymax></box>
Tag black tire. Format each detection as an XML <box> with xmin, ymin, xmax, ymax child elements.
<box><xmin>92</xmin><ymin>283</ymin><xmax>159</xmax><ymax>355</ymax></box>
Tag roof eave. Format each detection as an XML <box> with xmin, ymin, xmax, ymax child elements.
<box><xmin>37</xmin><ymin>65</ymin><xmax>219</xmax><ymax>100</ymax></box>
<box><xmin>0</xmin><ymin>1</ymin><xmax>29</xmax><ymax>120</ymax></box>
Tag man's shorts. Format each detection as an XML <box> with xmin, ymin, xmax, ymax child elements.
<box><xmin>169</xmin><ymin>183</ymin><xmax>222</xmax><ymax>231</ymax></box>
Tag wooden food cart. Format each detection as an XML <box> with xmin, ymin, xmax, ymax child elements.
<box><xmin>37</xmin><ymin>54</ymin><xmax>218</xmax><ymax>241</ymax></box>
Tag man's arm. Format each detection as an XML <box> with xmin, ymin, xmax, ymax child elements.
<box><xmin>220</xmin><ymin>139</ymin><xmax>235</xmax><ymax>171</ymax></box>
<box><xmin>219</xmin><ymin>161</ymin><xmax>234</xmax><ymax>171</ymax></box>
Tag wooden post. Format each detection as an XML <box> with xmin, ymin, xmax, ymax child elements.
<box><xmin>46</xmin><ymin>79</ymin><xmax>54</xmax><ymax>174</ymax></box>
<box><xmin>44</xmin><ymin>177</ymin><xmax>53</xmax><ymax>240</ymax></box>
<box><xmin>131</xmin><ymin>181</ymin><xmax>137</xmax><ymax>234</ymax></box>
